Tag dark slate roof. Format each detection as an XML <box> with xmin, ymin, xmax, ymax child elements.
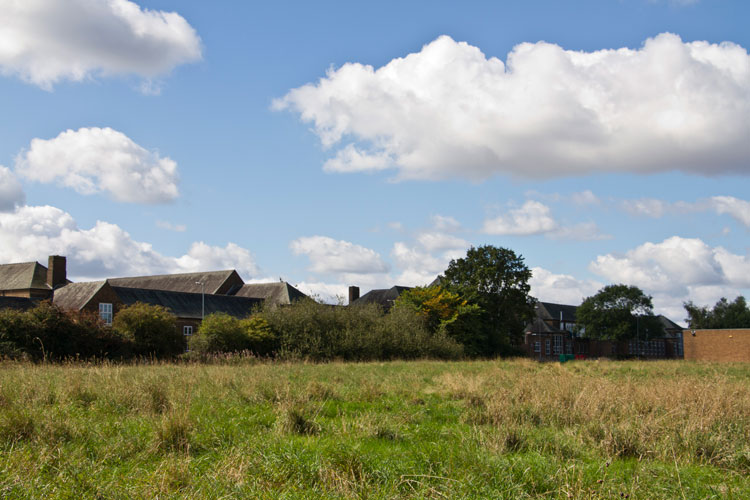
<box><xmin>657</xmin><ymin>314</ymin><xmax>685</xmax><ymax>334</ymax></box>
<box><xmin>537</xmin><ymin>302</ymin><xmax>578</xmax><ymax>323</ymax></box>
<box><xmin>525</xmin><ymin>317</ymin><xmax>564</xmax><ymax>334</ymax></box>
<box><xmin>233</xmin><ymin>282</ymin><xmax>307</xmax><ymax>306</ymax></box>
<box><xmin>111</xmin><ymin>286</ymin><xmax>262</xmax><ymax>320</ymax></box>
<box><xmin>0</xmin><ymin>296</ymin><xmax>43</xmax><ymax>311</ymax></box>
<box><xmin>108</xmin><ymin>270</ymin><xmax>240</xmax><ymax>295</ymax></box>
<box><xmin>52</xmin><ymin>281</ymin><xmax>107</xmax><ymax>311</ymax></box>
<box><xmin>0</xmin><ymin>261</ymin><xmax>50</xmax><ymax>291</ymax></box>
<box><xmin>351</xmin><ymin>286</ymin><xmax>411</xmax><ymax>310</ymax></box>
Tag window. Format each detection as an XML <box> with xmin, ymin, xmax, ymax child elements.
<box><xmin>553</xmin><ymin>335</ymin><xmax>563</xmax><ymax>355</ymax></box>
<box><xmin>533</xmin><ymin>341</ymin><xmax>541</xmax><ymax>353</ymax></box>
<box><xmin>99</xmin><ymin>303</ymin><xmax>113</xmax><ymax>325</ymax></box>
<box><xmin>183</xmin><ymin>325</ymin><xmax>193</xmax><ymax>352</ymax></box>
<box><xmin>545</xmin><ymin>339</ymin><xmax>551</xmax><ymax>356</ymax></box>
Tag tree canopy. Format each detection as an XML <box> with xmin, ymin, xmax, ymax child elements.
<box><xmin>577</xmin><ymin>284</ymin><xmax>664</xmax><ymax>340</ymax></box>
<box><xmin>439</xmin><ymin>245</ymin><xmax>535</xmax><ymax>355</ymax></box>
<box><xmin>684</xmin><ymin>296</ymin><xmax>750</xmax><ymax>329</ymax></box>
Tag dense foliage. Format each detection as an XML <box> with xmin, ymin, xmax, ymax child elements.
<box><xmin>393</xmin><ymin>285</ymin><xmax>484</xmax><ymax>356</ymax></box>
<box><xmin>112</xmin><ymin>302</ymin><xmax>182</xmax><ymax>357</ymax></box>
<box><xmin>263</xmin><ymin>298</ymin><xmax>463</xmax><ymax>361</ymax></box>
<box><xmin>189</xmin><ymin>313</ymin><xmax>277</xmax><ymax>355</ymax></box>
<box><xmin>577</xmin><ymin>284</ymin><xmax>664</xmax><ymax>340</ymax></box>
<box><xmin>439</xmin><ymin>245</ymin><xmax>535</xmax><ymax>355</ymax></box>
<box><xmin>684</xmin><ymin>295</ymin><xmax>750</xmax><ymax>329</ymax></box>
<box><xmin>0</xmin><ymin>302</ymin><xmax>126</xmax><ymax>360</ymax></box>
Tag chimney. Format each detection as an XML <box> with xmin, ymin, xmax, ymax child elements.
<box><xmin>47</xmin><ymin>255</ymin><xmax>67</xmax><ymax>289</ymax></box>
<box><xmin>348</xmin><ymin>286</ymin><xmax>360</xmax><ymax>305</ymax></box>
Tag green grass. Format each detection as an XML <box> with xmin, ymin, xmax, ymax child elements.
<box><xmin>0</xmin><ymin>358</ymin><xmax>747</xmax><ymax>499</ymax></box>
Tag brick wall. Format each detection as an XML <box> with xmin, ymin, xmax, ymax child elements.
<box><xmin>682</xmin><ymin>329</ymin><xmax>750</xmax><ymax>362</ymax></box>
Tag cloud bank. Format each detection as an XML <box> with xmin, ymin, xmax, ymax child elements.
<box><xmin>0</xmin><ymin>205</ymin><xmax>258</xmax><ymax>280</ymax></box>
<box><xmin>291</xmin><ymin>236</ymin><xmax>389</xmax><ymax>275</ymax></box>
<box><xmin>0</xmin><ymin>0</ymin><xmax>202</xmax><ymax>90</ymax></box>
<box><xmin>16</xmin><ymin>127</ymin><xmax>179</xmax><ymax>204</ymax></box>
<box><xmin>276</xmin><ymin>33</ymin><xmax>750</xmax><ymax>180</ymax></box>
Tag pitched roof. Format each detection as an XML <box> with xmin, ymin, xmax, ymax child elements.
<box><xmin>0</xmin><ymin>261</ymin><xmax>50</xmax><ymax>291</ymax></box>
<box><xmin>537</xmin><ymin>302</ymin><xmax>578</xmax><ymax>323</ymax></box>
<box><xmin>233</xmin><ymin>282</ymin><xmax>307</xmax><ymax>306</ymax></box>
<box><xmin>108</xmin><ymin>270</ymin><xmax>241</xmax><ymax>295</ymax></box>
<box><xmin>53</xmin><ymin>281</ymin><xmax>107</xmax><ymax>310</ymax></box>
<box><xmin>111</xmin><ymin>286</ymin><xmax>262</xmax><ymax>320</ymax></box>
<box><xmin>351</xmin><ymin>286</ymin><xmax>411</xmax><ymax>310</ymax></box>
<box><xmin>657</xmin><ymin>314</ymin><xmax>685</xmax><ymax>334</ymax></box>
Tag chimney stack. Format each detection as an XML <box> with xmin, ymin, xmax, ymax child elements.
<box><xmin>47</xmin><ymin>255</ymin><xmax>67</xmax><ymax>289</ymax></box>
<box><xmin>348</xmin><ymin>286</ymin><xmax>360</xmax><ymax>305</ymax></box>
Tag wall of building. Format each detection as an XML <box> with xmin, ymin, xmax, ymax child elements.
<box><xmin>682</xmin><ymin>329</ymin><xmax>750</xmax><ymax>362</ymax></box>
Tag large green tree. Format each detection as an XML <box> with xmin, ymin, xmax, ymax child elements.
<box><xmin>439</xmin><ymin>245</ymin><xmax>535</xmax><ymax>356</ymax></box>
<box><xmin>684</xmin><ymin>296</ymin><xmax>750</xmax><ymax>329</ymax></box>
<box><xmin>577</xmin><ymin>284</ymin><xmax>664</xmax><ymax>340</ymax></box>
<box><xmin>113</xmin><ymin>302</ymin><xmax>181</xmax><ymax>357</ymax></box>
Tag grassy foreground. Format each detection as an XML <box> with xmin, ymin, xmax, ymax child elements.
<box><xmin>0</xmin><ymin>359</ymin><xmax>748</xmax><ymax>499</ymax></box>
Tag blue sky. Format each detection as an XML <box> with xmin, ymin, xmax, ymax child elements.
<box><xmin>1</xmin><ymin>0</ymin><xmax>748</xmax><ymax>321</ymax></box>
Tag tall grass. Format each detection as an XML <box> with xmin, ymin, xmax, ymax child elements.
<box><xmin>0</xmin><ymin>359</ymin><xmax>747</xmax><ymax>498</ymax></box>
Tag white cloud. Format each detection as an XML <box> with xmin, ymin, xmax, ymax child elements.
<box><xmin>549</xmin><ymin>222</ymin><xmax>612</xmax><ymax>241</ymax></box>
<box><xmin>621</xmin><ymin>198</ymin><xmax>669</xmax><ymax>218</ymax></box>
<box><xmin>294</xmin><ymin>281</ymin><xmax>349</xmax><ymax>304</ymax></box>
<box><xmin>416</xmin><ymin>232</ymin><xmax>469</xmax><ymax>252</ymax></box>
<box><xmin>156</xmin><ymin>220</ymin><xmax>186</xmax><ymax>232</ymax></box>
<box><xmin>15</xmin><ymin>127</ymin><xmax>179</xmax><ymax>204</ymax></box>
<box><xmin>529</xmin><ymin>267</ymin><xmax>603</xmax><ymax>306</ymax></box>
<box><xmin>0</xmin><ymin>205</ymin><xmax>258</xmax><ymax>280</ymax></box>
<box><xmin>0</xmin><ymin>166</ymin><xmax>25</xmax><ymax>212</ymax></box>
<box><xmin>276</xmin><ymin>33</ymin><xmax>750</xmax><ymax>180</ymax></box>
<box><xmin>0</xmin><ymin>0</ymin><xmax>202</xmax><ymax>91</ymax></box>
<box><xmin>710</xmin><ymin>196</ymin><xmax>750</xmax><ymax>228</ymax></box>
<box><xmin>621</xmin><ymin>195</ymin><xmax>750</xmax><ymax>228</ymax></box>
<box><xmin>482</xmin><ymin>201</ymin><xmax>558</xmax><ymax>235</ymax></box>
<box><xmin>290</xmin><ymin>236</ymin><xmax>389</xmax><ymax>275</ymax></box>
<box><xmin>590</xmin><ymin>236</ymin><xmax>750</xmax><ymax>318</ymax></box>
<box><xmin>571</xmin><ymin>190</ymin><xmax>600</xmax><ymax>206</ymax></box>
<box><xmin>430</xmin><ymin>214</ymin><xmax>462</xmax><ymax>232</ymax></box>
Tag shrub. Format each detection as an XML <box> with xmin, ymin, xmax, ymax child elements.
<box><xmin>113</xmin><ymin>302</ymin><xmax>181</xmax><ymax>357</ymax></box>
<box><xmin>262</xmin><ymin>298</ymin><xmax>463</xmax><ymax>362</ymax></box>
<box><xmin>190</xmin><ymin>313</ymin><xmax>247</xmax><ymax>354</ymax></box>
<box><xmin>239</xmin><ymin>316</ymin><xmax>277</xmax><ymax>356</ymax></box>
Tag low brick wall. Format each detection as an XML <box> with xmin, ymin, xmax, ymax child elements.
<box><xmin>682</xmin><ymin>329</ymin><xmax>750</xmax><ymax>362</ymax></box>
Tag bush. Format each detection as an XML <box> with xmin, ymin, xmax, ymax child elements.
<box><xmin>240</xmin><ymin>316</ymin><xmax>277</xmax><ymax>356</ymax></box>
<box><xmin>0</xmin><ymin>302</ymin><xmax>128</xmax><ymax>360</ymax></box>
<box><xmin>113</xmin><ymin>302</ymin><xmax>181</xmax><ymax>357</ymax></box>
<box><xmin>262</xmin><ymin>298</ymin><xmax>463</xmax><ymax>362</ymax></box>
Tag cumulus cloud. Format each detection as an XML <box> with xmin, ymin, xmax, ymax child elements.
<box><xmin>290</xmin><ymin>236</ymin><xmax>389</xmax><ymax>275</ymax></box>
<box><xmin>0</xmin><ymin>166</ymin><xmax>25</xmax><ymax>212</ymax></box>
<box><xmin>483</xmin><ymin>201</ymin><xmax>558</xmax><ymax>235</ymax></box>
<box><xmin>276</xmin><ymin>33</ymin><xmax>750</xmax><ymax>180</ymax></box>
<box><xmin>0</xmin><ymin>205</ymin><xmax>258</xmax><ymax>280</ymax></box>
<box><xmin>529</xmin><ymin>267</ymin><xmax>603</xmax><ymax>306</ymax></box>
<box><xmin>590</xmin><ymin>236</ymin><xmax>750</xmax><ymax>318</ymax></box>
<box><xmin>15</xmin><ymin>127</ymin><xmax>179</xmax><ymax>204</ymax></box>
<box><xmin>710</xmin><ymin>196</ymin><xmax>750</xmax><ymax>228</ymax></box>
<box><xmin>571</xmin><ymin>190</ymin><xmax>601</xmax><ymax>206</ymax></box>
<box><xmin>0</xmin><ymin>0</ymin><xmax>202</xmax><ymax>90</ymax></box>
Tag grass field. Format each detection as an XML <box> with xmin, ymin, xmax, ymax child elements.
<box><xmin>0</xmin><ymin>358</ymin><xmax>747</xmax><ymax>499</ymax></box>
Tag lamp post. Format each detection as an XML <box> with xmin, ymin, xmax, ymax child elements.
<box><xmin>195</xmin><ymin>281</ymin><xmax>205</xmax><ymax>320</ymax></box>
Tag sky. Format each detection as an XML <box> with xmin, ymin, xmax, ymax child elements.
<box><xmin>1</xmin><ymin>0</ymin><xmax>748</xmax><ymax>323</ymax></box>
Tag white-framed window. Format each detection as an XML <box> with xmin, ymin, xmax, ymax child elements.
<box><xmin>553</xmin><ymin>335</ymin><xmax>563</xmax><ymax>355</ymax></box>
<box><xmin>99</xmin><ymin>303</ymin><xmax>113</xmax><ymax>325</ymax></box>
<box><xmin>183</xmin><ymin>325</ymin><xmax>193</xmax><ymax>352</ymax></box>
<box><xmin>533</xmin><ymin>341</ymin><xmax>541</xmax><ymax>353</ymax></box>
<box><xmin>545</xmin><ymin>339</ymin><xmax>551</xmax><ymax>356</ymax></box>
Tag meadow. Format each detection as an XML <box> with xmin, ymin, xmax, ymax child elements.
<box><xmin>0</xmin><ymin>358</ymin><xmax>747</xmax><ymax>499</ymax></box>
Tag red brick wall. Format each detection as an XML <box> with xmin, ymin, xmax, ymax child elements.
<box><xmin>682</xmin><ymin>329</ymin><xmax>750</xmax><ymax>362</ymax></box>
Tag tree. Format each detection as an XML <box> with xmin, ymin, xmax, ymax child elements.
<box><xmin>684</xmin><ymin>296</ymin><xmax>750</xmax><ymax>329</ymax></box>
<box><xmin>190</xmin><ymin>313</ymin><xmax>277</xmax><ymax>355</ymax></box>
<box><xmin>113</xmin><ymin>302</ymin><xmax>181</xmax><ymax>357</ymax></box>
<box><xmin>439</xmin><ymin>245</ymin><xmax>535</xmax><ymax>356</ymax></box>
<box><xmin>393</xmin><ymin>285</ymin><xmax>484</xmax><ymax>355</ymax></box>
<box><xmin>577</xmin><ymin>284</ymin><xmax>664</xmax><ymax>340</ymax></box>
